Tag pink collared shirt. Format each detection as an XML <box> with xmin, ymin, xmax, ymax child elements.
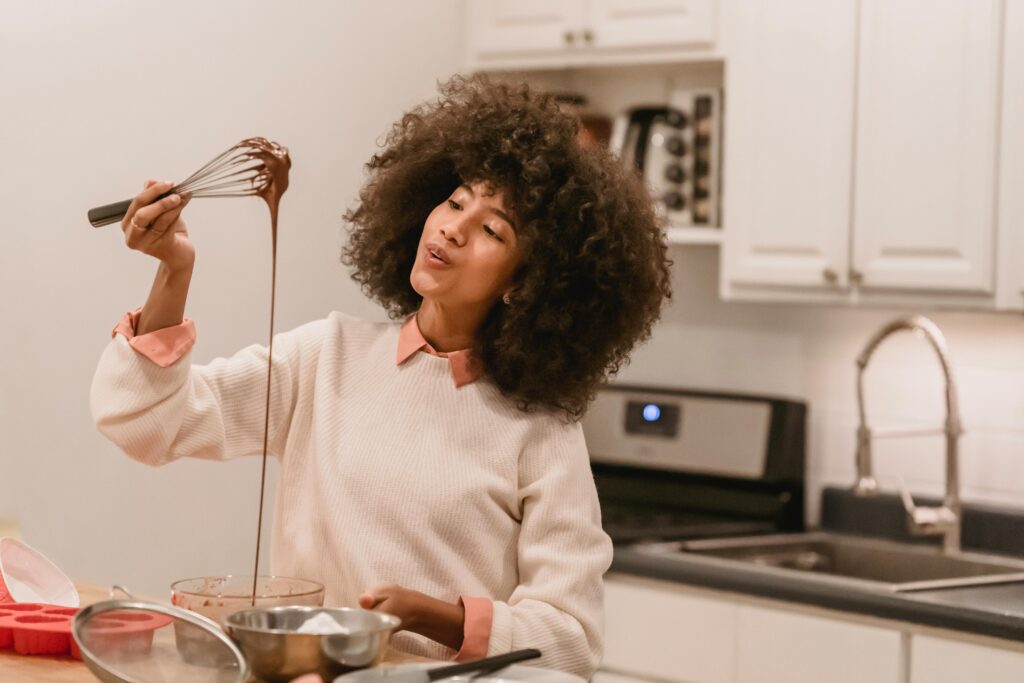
<box><xmin>395</xmin><ymin>313</ymin><xmax>483</xmax><ymax>388</ymax></box>
<box><xmin>112</xmin><ymin>308</ymin><xmax>492</xmax><ymax>660</ymax></box>
<box><xmin>112</xmin><ymin>309</ymin><xmax>196</xmax><ymax>367</ymax></box>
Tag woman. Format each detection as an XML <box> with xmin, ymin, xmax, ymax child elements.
<box><xmin>91</xmin><ymin>75</ymin><xmax>671</xmax><ymax>678</ymax></box>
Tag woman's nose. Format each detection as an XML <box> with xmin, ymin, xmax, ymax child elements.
<box><xmin>440</xmin><ymin>219</ymin><xmax>468</xmax><ymax>245</ymax></box>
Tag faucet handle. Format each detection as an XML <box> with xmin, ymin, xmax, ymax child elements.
<box><xmin>898</xmin><ymin>478</ymin><xmax>957</xmax><ymax>535</ymax></box>
<box><xmin>853</xmin><ymin>426</ymin><xmax>878</xmax><ymax>495</ymax></box>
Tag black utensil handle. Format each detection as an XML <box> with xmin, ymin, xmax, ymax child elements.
<box><xmin>426</xmin><ymin>648</ymin><xmax>542</xmax><ymax>680</ymax></box>
<box><xmin>88</xmin><ymin>191</ymin><xmax>173</xmax><ymax>228</ymax></box>
<box><xmin>88</xmin><ymin>199</ymin><xmax>133</xmax><ymax>228</ymax></box>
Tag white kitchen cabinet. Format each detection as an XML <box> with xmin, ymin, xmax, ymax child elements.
<box><xmin>996</xmin><ymin>0</ymin><xmax>1024</xmax><ymax>309</ymax></box>
<box><xmin>602</xmin><ymin>574</ymin><xmax>736</xmax><ymax>683</ymax></box>
<box><xmin>465</xmin><ymin>0</ymin><xmax>586</xmax><ymax>58</ymax></box>
<box><xmin>603</xmin><ymin>573</ymin><xmax>1024</xmax><ymax>683</ymax></box>
<box><xmin>852</xmin><ymin>0</ymin><xmax>1001</xmax><ymax>294</ymax></box>
<box><xmin>719</xmin><ymin>0</ymin><xmax>857</xmax><ymax>299</ymax></box>
<box><xmin>734</xmin><ymin>604</ymin><xmax>904</xmax><ymax>683</ymax></box>
<box><xmin>721</xmin><ymin>0</ymin><xmax>1011</xmax><ymax>308</ymax></box>
<box><xmin>587</xmin><ymin>0</ymin><xmax>715</xmax><ymax>50</ymax></box>
<box><xmin>465</xmin><ymin>0</ymin><xmax>716</xmax><ymax>68</ymax></box>
<box><xmin>603</xmin><ymin>574</ymin><xmax>905</xmax><ymax>683</ymax></box>
<box><xmin>910</xmin><ymin>634</ymin><xmax>1024</xmax><ymax>683</ymax></box>
<box><xmin>469</xmin><ymin>0</ymin><xmax>1020</xmax><ymax>309</ymax></box>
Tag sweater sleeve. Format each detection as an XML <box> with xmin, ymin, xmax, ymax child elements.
<box><xmin>90</xmin><ymin>316</ymin><xmax>328</xmax><ymax>466</ymax></box>
<box><xmin>486</xmin><ymin>419</ymin><xmax>614</xmax><ymax>679</ymax></box>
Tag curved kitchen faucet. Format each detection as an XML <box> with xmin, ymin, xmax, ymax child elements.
<box><xmin>852</xmin><ymin>315</ymin><xmax>962</xmax><ymax>553</ymax></box>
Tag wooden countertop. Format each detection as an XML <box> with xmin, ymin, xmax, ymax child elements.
<box><xmin>0</xmin><ymin>581</ymin><xmax>429</xmax><ymax>682</ymax></box>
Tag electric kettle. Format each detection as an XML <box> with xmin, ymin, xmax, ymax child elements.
<box><xmin>610</xmin><ymin>106</ymin><xmax>690</xmax><ymax>213</ymax></box>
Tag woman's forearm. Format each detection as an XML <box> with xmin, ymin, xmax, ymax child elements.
<box><xmin>137</xmin><ymin>261</ymin><xmax>194</xmax><ymax>335</ymax></box>
<box><xmin>409</xmin><ymin>594</ymin><xmax>465</xmax><ymax>652</ymax></box>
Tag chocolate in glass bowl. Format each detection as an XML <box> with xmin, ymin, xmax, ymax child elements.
<box><xmin>170</xmin><ymin>575</ymin><xmax>322</xmax><ymax>665</ymax></box>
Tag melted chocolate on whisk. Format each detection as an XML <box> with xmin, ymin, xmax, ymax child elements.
<box><xmin>241</xmin><ymin>137</ymin><xmax>292</xmax><ymax>606</ymax></box>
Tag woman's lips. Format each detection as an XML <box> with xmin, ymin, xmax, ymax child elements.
<box><xmin>424</xmin><ymin>246</ymin><xmax>451</xmax><ymax>269</ymax></box>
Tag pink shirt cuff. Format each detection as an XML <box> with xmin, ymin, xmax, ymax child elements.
<box><xmin>451</xmin><ymin>596</ymin><xmax>493</xmax><ymax>662</ymax></box>
<box><xmin>112</xmin><ymin>308</ymin><xmax>196</xmax><ymax>368</ymax></box>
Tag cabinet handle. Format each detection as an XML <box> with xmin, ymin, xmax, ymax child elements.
<box><xmin>563</xmin><ymin>30</ymin><xmax>575</xmax><ymax>45</ymax></box>
<box><xmin>582</xmin><ymin>29</ymin><xmax>594</xmax><ymax>44</ymax></box>
<box><xmin>849</xmin><ymin>269</ymin><xmax>864</xmax><ymax>284</ymax></box>
<box><xmin>823</xmin><ymin>268</ymin><xmax>838</xmax><ymax>284</ymax></box>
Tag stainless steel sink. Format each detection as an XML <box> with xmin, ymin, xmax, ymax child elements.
<box><xmin>633</xmin><ymin>532</ymin><xmax>1024</xmax><ymax>592</ymax></box>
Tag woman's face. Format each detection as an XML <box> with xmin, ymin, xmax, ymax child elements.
<box><xmin>410</xmin><ymin>181</ymin><xmax>521</xmax><ymax>311</ymax></box>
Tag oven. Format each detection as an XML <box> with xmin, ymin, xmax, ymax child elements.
<box><xmin>582</xmin><ymin>384</ymin><xmax>807</xmax><ymax>547</ymax></box>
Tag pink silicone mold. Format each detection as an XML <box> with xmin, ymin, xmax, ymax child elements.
<box><xmin>0</xmin><ymin>603</ymin><xmax>172</xmax><ymax>660</ymax></box>
<box><xmin>0</xmin><ymin>608</ymin><xmax>13</xmax><ymax>648</ymax></box>
<box><xmin>11</xmin><ymin>614</ymin><xmax>72</xmax><ymax>656</ymax></box>
<box><xmin>0</xmin><ymin>604</ymin><xmax>48</xmax><ymax>652</ymax></box>
<box><xmin>0</xmin><ymin>604</ymin><xmax>75</xmax><ymax>657</ymax></box>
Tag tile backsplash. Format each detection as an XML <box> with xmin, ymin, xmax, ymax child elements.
<box><xmin>615</xmin><ymin>248</ymin><xmax>1024</xmax><ymax>524</ymax></box>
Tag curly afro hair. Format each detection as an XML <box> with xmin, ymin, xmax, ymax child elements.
<box><xmin>342</xmin><ymin>74</ymin><xmax>672</xmax><ymax>420</ymax></box>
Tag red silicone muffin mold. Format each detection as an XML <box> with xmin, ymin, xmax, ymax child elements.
<box><xmin>0</xmin><ymin>608</ymin><xmax>13</xmax><ymax>648</ymax></box>
<box><xmin>11</xmin><ymin>614</ymin><xmax>72</xmax><ymax>656</ymax></box>
<box><xmin>0</xmin><ymin>603</ymin><xmax>172</xmax><ymax>660</ymax></box>
<box><xmin>0</xmin><ymin>604</ymin><xmax>47</xmax><ymax>651</ymax></box>
<box><xmin>0</xmin><ymin>605</ymin><xmax>72</xmax><ymax>656</ymax></box>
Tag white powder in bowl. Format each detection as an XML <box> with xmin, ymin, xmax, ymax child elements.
<box><xmin>296</xmin><ymin>612</ymin><xmax>353</xmax><ymax>635</ymax></box>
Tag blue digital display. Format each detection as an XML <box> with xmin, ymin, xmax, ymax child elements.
<box><xmin>642</xmin><ymin>403</ymin><xmax>661</xmax><ymax>422</ymax></box>
<box><xmin>625</xmin><ymin>399</ymin><xmax>679</xmax><ymax>437</ymax></box>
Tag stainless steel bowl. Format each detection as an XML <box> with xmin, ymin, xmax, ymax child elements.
<box><xmin>225</xmin><ymin>606</ymin><xmax>401</xmax><ymax>683</ymax></box>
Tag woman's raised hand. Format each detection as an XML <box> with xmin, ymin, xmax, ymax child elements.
<box><xmin>121</xmin><ymin>179</ymin><xmax>195</xmax><ymax>272</ymax></box>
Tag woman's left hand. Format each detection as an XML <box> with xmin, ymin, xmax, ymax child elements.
<box><xmin>358</xmin><ymin>583</ymin><xmax>424</xmax><ymax>629</ymax></box>
<box><xmin>358</xmin><ymin>582</ymin><xmax>465</xmax><ymax>651</ymax></box>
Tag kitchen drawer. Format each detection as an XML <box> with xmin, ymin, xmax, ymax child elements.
<box><xmin>734</xmin><ymin>604</ymin><xmax>903</xmax><ymax>683</ymax></box>
<box><xmin>604</xmin><ymin>574</ymin><xmax>736</xmax><ymax>683</ymax></box>
<box><xmin>911</xmin><ymin>634</ymin><xmax>1024</xmax><ymax>683</ymax></box>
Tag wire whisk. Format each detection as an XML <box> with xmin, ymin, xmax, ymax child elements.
<box><xmin>87</xmin><ymin>138</ymin><xmax>286</xmax><ymax>228</ymax></box>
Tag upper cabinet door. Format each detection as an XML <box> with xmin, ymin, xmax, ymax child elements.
<box><xmin>587</xmin><ymin>0</ymin><xmax>716</xmax><ymax>49</ymax></box>
<box><xmin>852</xmin><ymin>0</ymin><xmax>1001</xmax><ymax>293</ymax></box>
<box><xmin>997</xmin><ymin>0</ymin><xmax>1024</xmax><ymax>309</ymax></box>
<box><xmin>720</xmin><ymin>0</ymin><xmax>857</xmax><ymax>296</ymax></box>
<box><xmin>465</xmin><ymin>0</ymin><xmax>586</xmax><ymax>58</ymax></box>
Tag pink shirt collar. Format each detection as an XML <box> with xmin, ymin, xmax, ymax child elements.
<box><xmin>396</xmin><ymin>314</ymin><xmax>482</xmax><ymax>388</ymax></box>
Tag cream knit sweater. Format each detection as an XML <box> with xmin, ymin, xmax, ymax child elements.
<box><xmin>90</xmin><ymin>311</ymin><xmax>613</xmax><ymax>678</ymax></box>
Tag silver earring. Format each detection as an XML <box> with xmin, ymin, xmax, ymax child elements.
<box><xmin>502</xmin><ymin>292</ymin><xmax>512</xmax><ymax>305</ymax></box>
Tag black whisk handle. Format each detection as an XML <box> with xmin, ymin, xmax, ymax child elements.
<box><xmin>88</xmin><ymin>199</ymin><xmax>133</xmax><ymax>228</ymax></box>
<box><xmin>88</xmin><ymin>191</ymin><xmax>173</xmax><ymax>228</ymax></box>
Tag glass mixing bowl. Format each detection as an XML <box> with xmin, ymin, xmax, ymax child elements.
<box><xmin>170</xmin><ymin>575</ymin><xmax>324</xmax><ymax>666</ymax></box>
<box><xmin>170</xmin><ymin>576</ymin><xmax>325</xmax><ymax>625</ymax></box>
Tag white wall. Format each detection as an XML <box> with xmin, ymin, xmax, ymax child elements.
<box><xmin>617</xmin><ymin>248</ymin><xmax>1024</xmax><ymax>524</ymax></box>
<box><xmin>0</xmin><ymin>0</ymin><xmax>463</xmax><ymax>597</ymax></box>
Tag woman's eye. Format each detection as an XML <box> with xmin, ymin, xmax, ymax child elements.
<box><xmin>447</xmin><ymin>199</ymin><xmax>461</xmax><ymax>210</ymax></box>
<box><xmin>483</xmin><ymin>225</ymin><xmax>504</xmax><ymax>242</ymax></box>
